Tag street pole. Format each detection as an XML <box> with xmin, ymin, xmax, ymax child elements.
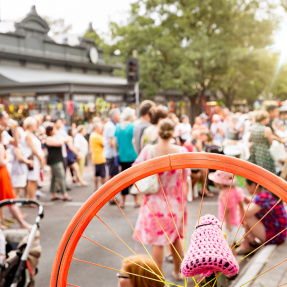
<box><xmin>135</xmin><ymin>81</ymin><xmax>140</xmax><ymax>118</ymax></box>
<box><xmin>132</xmin><ymin>50</ymin><xmax>140</xmax><ymax>117</ymax></box>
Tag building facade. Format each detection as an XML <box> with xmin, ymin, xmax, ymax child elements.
<box><xmin>0</xmin><ymin>6</ymin><xmax>132</xmax><ymax>121</ymax></box>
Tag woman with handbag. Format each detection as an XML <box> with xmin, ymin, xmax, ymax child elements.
<box><xmin>132</xmin><ymin>119</ymin><xmax>190</xmax><ymax>281</ymax></box>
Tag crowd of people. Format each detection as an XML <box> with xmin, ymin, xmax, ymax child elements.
<box><xmin>0</xmin><ymin>100</ymin><xmax>287</xmax><ymax>284</ymax></box>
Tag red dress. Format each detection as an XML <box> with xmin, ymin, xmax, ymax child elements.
<box><xmin>0</xmin><ymin>151</ymin><xmax>16</xmax><ymax>200</ymax></box>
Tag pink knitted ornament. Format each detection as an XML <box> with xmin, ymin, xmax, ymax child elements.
<box><xmin>181</xmin><ymin>214</ymin><xmax>239</xmax><ymax>278</ymax></box>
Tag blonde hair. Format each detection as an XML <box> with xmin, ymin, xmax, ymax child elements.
<box><xmin>23</xmin><ymin>117</ymin><xmax>37</xmax><ymax>129</ymax></box>
<box><xmin>77</xmin><ymin>125</ymin><xmax>85</xmax><ymax>133</ymax></box>
<box><xmin>121</xmin><ymin>107</ymin><xmax>135</xmax><ymax>121</ymax></box>
<box><xmin>122</xmin><ymin>255</ymin><xmax>164</xmax><ymax>287</ymax></box>
<box><xmin>158</xmin><ymin>119</ymin><xmax>174</xmax><ymax>140</ymax></box>
<box><xmin>255</xmin><ymin>110</ymin><xmax>269</xmax><ymax>123</ymax></box>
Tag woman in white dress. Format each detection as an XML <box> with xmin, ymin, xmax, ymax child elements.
<box><xmin>24</xmin><ymin>117</ymin><xmax>45</xmax><ymax>200</ymax></box>
<box><xmin>9</xmin><ymin>125</ymin><xmax>33</xmax><ymax>197</ymax></box>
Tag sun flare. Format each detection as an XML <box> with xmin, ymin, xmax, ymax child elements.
<box><xmin>274</xmin><ymin>23</ymin><xmax>287</xmax><ymax>64</ymax></box>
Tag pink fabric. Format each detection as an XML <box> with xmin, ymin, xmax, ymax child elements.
<box><xmin>218</xmin><ymin>187</ymin><xmax>245</xmax><ymax>226</ymax></box>
<box><xmin>181</xmin><ymin>214</ymin><xmax>239</xmax><ymax>278</ymax></box>
<box><xmin>133</xmin><ymin>145</ymin><xmax>191</xmax><ymax>245</ymax></box>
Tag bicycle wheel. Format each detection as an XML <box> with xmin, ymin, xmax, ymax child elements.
<box><xmin>50</xmin><ymin>153</ymin><xmax>287</xmax><ymax>287</ymax></box>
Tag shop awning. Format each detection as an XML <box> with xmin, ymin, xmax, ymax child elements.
<box><xmin>0</xmin><ymin>65</ymin><xmax>132</xmax><ymax>95</ymax></box>
<box><xmin>0</xmin><ymin>65</ymin><xmax>127</xmax><ymax>85</ymax></box>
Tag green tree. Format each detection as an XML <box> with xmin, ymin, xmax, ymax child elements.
<box><xmin>84</xmin><ymin>23</ymin><xmax>102</xmax><ymax>46</ymax></box>
<box><xmin>107</xmin><ymin>0</ymin><xmax>282</xmax><ymax>112</ymax></box>
<box><xmin>270</xmin><ymin>59</ymin><xmax>287</xmax><ymax>100</ymax></box>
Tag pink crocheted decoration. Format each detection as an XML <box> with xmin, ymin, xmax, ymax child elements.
<box><xmin>181</xmin><ymin>214</ymin><xmax>239</xmax><ymax>278</ymax></box>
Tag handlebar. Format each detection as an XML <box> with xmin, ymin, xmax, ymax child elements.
<box><xmin>0</xmin><ymin>199</ymin><xmax>44</xmax><ymax>219</ymax></box>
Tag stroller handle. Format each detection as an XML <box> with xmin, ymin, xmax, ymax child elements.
<box><xmin>0</xmin><ymin>199</ymin><xmax>44</xmax><ymax>219</ymax></box>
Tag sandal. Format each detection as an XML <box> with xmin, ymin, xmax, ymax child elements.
<box><xmin>1</xmin><ymin>220</ymin><xmax>12</xmax><ymax>228</ymax></box>
<box><xmin>4</xmin><ymin>218</ymin><xmax>17</xmax><ymax>224</ymax></box>
<box><xmin>165</xmin><ymin>254</ymin><xmax>173</xmax><ymax>263</ymax></box>
<box><xmin>134</xmin><ymin>204</ymin><xmax>140</xmax><ymax>208</ymax></box>
<box><xmin>63</xmin><ymin>197</ymin><xmax>73</xmax><ymax>202</ymax></box>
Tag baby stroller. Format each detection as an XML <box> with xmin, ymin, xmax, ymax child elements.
<box><xmin>0</xmin><ymin>199</ymin><xmax>43</xmax><ymax>287</ymax></box>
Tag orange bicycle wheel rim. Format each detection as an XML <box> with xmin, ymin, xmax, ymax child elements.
<box><xmin>50</xmin><ymin>153</ymin><xmax>287</xmax><ymax>287</ymax></box>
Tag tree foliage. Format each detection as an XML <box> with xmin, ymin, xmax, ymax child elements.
<box><xmin>105</xmin><ymin>0</ymin><xmax>285</xmax><ymax>107</ymax></box>
<box><xmin>83</xmin><ymin>25</ymin><xmax>102</xmax><ymax>47</ymax></box>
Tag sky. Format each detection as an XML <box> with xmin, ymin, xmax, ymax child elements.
<box><xmin>0</xmin><ymin>0</ymin><xmax>134</xmax><ymax>37</ymax></box>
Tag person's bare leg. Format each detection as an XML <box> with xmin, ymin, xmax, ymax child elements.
<box><xmin>9</xmin><ymin>205</ymin><xmax>31</xmax><ymax>229</ymax></box>
<box><xmin>100</xmin><ymin>177</ymin><xmax>106</xmax><ymax>187</ymax></box>
<box><xmin>171</xmin><ymin>238</ymin><xmax>184</xmax><ymax>276</ymax></box>
<box><xmin>133</xmin><ymin>194</ymin><xmax>139</xmax><ymax>207</ymax></box>
<box><xmin>0</xmin><ymin>208</ymin><xmax>3</xmax><ymax>222</ymax></box>
<box><xmin>27</xmin><ymin>181</ymin><xmax>37</xmax><ymax>200</ymax></box>
<box><xmin>245</xmin><ymin>215</ymin><xmax>266</xmax><ymax>243</ymax></box>
<box><xmin>191</xmin><ymin>172</ymin><xmax>201</xmax><ymax>187</ymax></box>
<box><xmin>94</xmin><ymin>177</ymin><xmax>98</xmax><ymax>191</ymax></box>
<box><xmin>200</xmin><ymin>169</ymin><xmax>214</xmax><ymax>197</ymax></box>
<box><xmin>120</xmin><ymin>195</ymin><xmax>126</xmax><ymax>208</ymax></box>
<box><xmin>13</xmin><ymin>188</ymin><xmax>28</xmax><ymax>218</ymax></box>
<box><xmin>165</xmin><ymin>244</ymin><xmax>172</xmax><ymax>261</ymax></box>
<box><xmin>191</xmin><ymin>172</ymin><xmax>202</xmax><ymax>199</ymax></box>
<box><xmin>14</xmin><ymin>188</ymin><xmax>21</xmax><ymax>198</ymax></box>
<box><xmin>151</xmin><ymin>245</ymin><xmax>164</xmax><ymax>271</ymax></box>
<box><xmin>71</xmin><ymin>163</ymin><xmax>86</xmax><ymax>186</ymax></box>
<box><xmin>24</xmin><ymin>181</ymin><xmax>30</xmax><ymax>198</ymax></box>
<box><xmin>0</xmin><ymin>208</ymin><xmax>6</xmax><ymax>230</ymax></box>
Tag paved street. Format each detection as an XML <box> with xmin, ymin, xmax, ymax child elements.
<box><xmin>21</xmin><ymin>165</ymin><xmax>216</xmax><ymax>286</ymax></box>
<box><xmin>11</xmin><ymin>165</ymin><xmax>286</xmax><ymax>286</ymax></box>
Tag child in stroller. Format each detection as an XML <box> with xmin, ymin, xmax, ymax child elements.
<box><xmin>0</xmin><ymin>199</ymin><xmax>43</xmax><ymax>287</ymax></box>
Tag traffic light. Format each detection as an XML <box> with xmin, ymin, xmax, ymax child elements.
<box><xmin>126</xmin><ymin>58</ymin><xmax>139</xmax><ymax>84</ymax></box>
<box><xmin>126</xmin><ymin>91</ymin><xmax>136</xmax><ymax>103</ymax></box>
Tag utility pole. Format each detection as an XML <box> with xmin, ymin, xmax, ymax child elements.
<box><xmin>135</xmin><ymin>81</ymin><xmax>140</xmax><ymax>118</ymax></box>
<box><xmin>132</xmin><ymin>50</ymin><xmax>139</xmax><ymax>117</ymax></box>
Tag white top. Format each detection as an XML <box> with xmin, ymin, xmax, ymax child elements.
<box><xmin>210</xmin><ymin>122</ymin><xmax>224</xmax><ymax>145</ymax></box>
<box><xmin>74</xmin><ymin>133</ymin><xmax>88</xmax><ymax>157</ymax></box>
<box><xmin>1</xmin><ymin>130</ymin><xmax>12</xmax><ymax>146</ymax></box>
<box><xmin>175</xmin><ymin>123</ymin><xmax>192</xmax><ymax>142</ymax></box>
<box><xmin>270</xmin><ymin>140</ymin><xmax>287</xmax><ymax>173</ymax></box>
<box><xmin>103</xmin><ymin>120</ymin><xmax>117</xmax><ymax>159</ymax></box>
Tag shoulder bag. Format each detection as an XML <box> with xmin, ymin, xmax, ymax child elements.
<box><xmin>130</xmin><ymin>145</ymin><xmax>159</xmax><ymax>195</ymax></box>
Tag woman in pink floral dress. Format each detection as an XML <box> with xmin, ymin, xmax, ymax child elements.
<box><xmin>133</xmin><ymin>119</ymin><xmax>190</xmax><ymax>281</ymax></box>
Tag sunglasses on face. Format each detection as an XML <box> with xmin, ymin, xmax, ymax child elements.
<box><xmin>116</xmin><ymin>272</ymin><xmax>130</xmax><ymax>279</ymax></box>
